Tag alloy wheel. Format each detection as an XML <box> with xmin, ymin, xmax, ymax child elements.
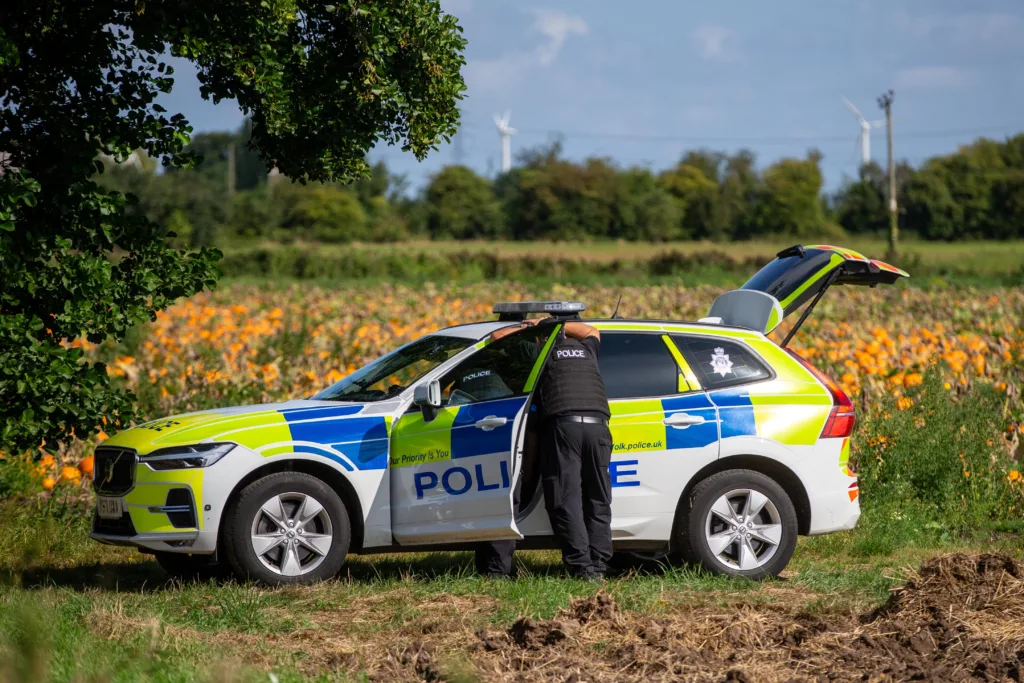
<box><xmin>703</xmin><ymin>488</ymin><xmax>783</xmax><ymax>571</ymax></box>
<box><xmin>250</xmin><ymin>492</ymin><xmax>334</xmax><ymax>577</ymax></box>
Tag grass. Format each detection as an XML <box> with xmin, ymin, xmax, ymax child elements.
<box><xmin>2</xmin><ymin>498</ymin><xmax>1021</xmax><ymax>682</ymax></box>
<box><xmin>228</xmin><ymin>237</ymin><xmax>1024</xmax><ymax>273</ymax></box>
<box><xmin>214</xmin><ymin>238</ymin><xmax>1024</xmax><ymax>289</ymax></box>
<box><xmin>411</xmin><ymin>237</ymin><xmax>1024</xmax><ymax>274</ymax></box>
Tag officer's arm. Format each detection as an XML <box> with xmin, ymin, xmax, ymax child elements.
<box><xmin>491</xmin><ymin>316</ymin><xmax>556</xmax><ymax>341</ymax></box>
<box><xmin>489</xmin><ymin>322</ymin><xmax>532</xmax><ymax>341</ymax></box>
<box><xmin>562</xmin><ymin>321</ymin><xmax>599</xmax><ymax>341</ymax></box>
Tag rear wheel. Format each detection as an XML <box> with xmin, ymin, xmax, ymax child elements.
<box><xmin>677</xmin><ymin>469</ymin><xmax>797</xmax><ymax>580</ymax></box>
<box><xmin>223</xmin><ymin>472</ymin><xmax>350</xmax><ymax>585</ymax></box>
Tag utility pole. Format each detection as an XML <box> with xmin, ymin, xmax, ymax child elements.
<box><xmin>877</xmin><ymin>89</ymin><xmax>897</xmax><ymax>256</ymax></box>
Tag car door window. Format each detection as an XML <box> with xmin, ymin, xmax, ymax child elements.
<box><xmin>598</xmin><ymin>333</ymin><xmax>680</xmax><ymax>399</ymax></box>
<box><xmin>438</xmin><ymin>327</ymin><xmax>550</xmax><ymax>406</ymax></box>
<box><xmin>672</xmin><ymin>335</ymin><xmax>771</xmax><ymax>390</ymax></box>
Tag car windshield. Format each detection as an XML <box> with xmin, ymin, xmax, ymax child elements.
<box><xmin>312</xmin><ymin>335</ymin><xmax>474</xmax><ymax>403</ymax></box>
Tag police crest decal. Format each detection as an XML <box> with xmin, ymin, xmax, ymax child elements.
<box><xmin>709</xmin><ymin>347</ymin><xmax>734</xmax><ymax>377</ymax></box>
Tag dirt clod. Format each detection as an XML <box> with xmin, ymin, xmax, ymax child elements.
<box><xmin>399</xmin><ymin>641</ymin><xmax>445</xmax><ymax>682</ymax></box>
<box><xmin>508</xmin><ymin>617</ymin><xmax>581</xmax><ymax>649</ymax></box>
<box><xmin>568</xmin><ymin>590</ymin><xmax>616</xmax><ymax>623</ymax></box>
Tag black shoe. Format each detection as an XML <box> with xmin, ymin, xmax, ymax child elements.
<box><xmin>484</xmin><ymin>572</ymin><xmax>512</xmax><ymax>580</ymax></box>
<box><xmin>585</xmin><ymin>572</ymin><xmax>606</xmax><ymax>584</ymax></box>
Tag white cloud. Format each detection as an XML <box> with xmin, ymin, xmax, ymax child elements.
<box><xmin>463</xmin><ymin>8</ymin><xmax>587</xmax><ymax>96</ymax></box>
<box><xmin>531</xmin><ymin>9</ymin><xmax>588</xmax><ymax>66</ymax></box>
<box><xmin>692</xmin><ymin>24</ymin><xmax>738</xmax><ymax>62</ymax></box>
<box><xmin>894</xmin><ymin>66</ymin><xmax>975</xmax><ymax>91</ymax></box>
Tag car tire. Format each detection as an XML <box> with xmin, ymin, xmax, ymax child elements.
<box><xmin>154</xmin><ymin>551</ymin><xmax>227</xmax><ymax>582</ymax></box>
<box><xmin>676</xmin><ymin>469</ymin><xmax>797</xmax><ymax>580</ymax></box>
<box><xmin>222</xmin><ymin>472</ymin><xmax>350</xmax><ymax>585</ymax></box>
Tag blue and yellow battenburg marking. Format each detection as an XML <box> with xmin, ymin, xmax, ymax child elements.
<box><xmin>108</xmin><ymin>403</ymin><xmax>393</xmax><ymax>471</ymax></box>
<box><xmin>609</xmin><ymin>393</ymin><xmax>718</xmax><ymax>454</ymax></box>
<box><xmin>390</xmin><ymin>396</ymin><xmax>527</xmax><ymax>468</ymax></box>
<box><xmin>708</xmin><ymin>340</ymin><xmax>832</xmax><ymax>446</ymax></box>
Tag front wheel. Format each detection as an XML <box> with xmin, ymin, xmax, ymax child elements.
<box><xmin>222</xmin><ymin>472</ymin><xmax>350</xmax><ymax>585</ymax></box>
<box><xmin>677</xmin><ymin>469</ymin><xmax>798</xmax><ymax>580</ymax></box>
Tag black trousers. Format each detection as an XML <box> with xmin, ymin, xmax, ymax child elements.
<box><xmin>474</xmin><ymin>419</ymin><xmax>613</xmax><ymax>577</ymax></box>
<box><xmin>541</xmin><ymin>419</ymin><xmax>613</xmax><ymax>576</ymax></box>
<box><xmin>475</xmin><ymin>538</ymin><xmax>516</xmax><ymax>576</ymax></box>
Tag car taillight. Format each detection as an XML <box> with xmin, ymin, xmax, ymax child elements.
<box><xmin>784</xmin><ymin>349</ymin><xmax>856</xmax><ymax>438</ymax></box>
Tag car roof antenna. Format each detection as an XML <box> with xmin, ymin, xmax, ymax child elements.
<box><xmin>610</xmin><ymin>294</ymin><xmax>622</xmax><ymax>319</ymax></box>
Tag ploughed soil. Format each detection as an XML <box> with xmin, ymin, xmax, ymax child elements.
<box><xmin>377</xmin><ymin>554</ymin><xmax>1024</xmax><ymax>682</ymax></box>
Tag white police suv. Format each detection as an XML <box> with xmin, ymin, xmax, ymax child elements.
<box><xmin>90</xmin><ymin>245</ymin><xmax>907</xmax><ymax>583</ymax></box>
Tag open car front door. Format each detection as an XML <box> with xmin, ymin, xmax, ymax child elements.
<box><xmin>389</xmin><ymin>324</ymin><xmax>561</xmax><ymax>545</ymax></box>
<box><xmin>707</xmin><ymin>245</ymin><xmax>909</xmax><ymax>343</ymax></box>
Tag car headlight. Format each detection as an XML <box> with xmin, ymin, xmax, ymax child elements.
<box><xmin>139</xmin><ymin>443</ymin><xmax>236</xmax><ymax>470</ymax></box>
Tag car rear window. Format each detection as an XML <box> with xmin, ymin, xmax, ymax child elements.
<box><xmin>672</xmin><ymin>336</ymin><xmax>771</xmax><ymax>390</ymax></box>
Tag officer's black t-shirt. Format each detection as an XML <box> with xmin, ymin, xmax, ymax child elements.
<box><xmin>577</xmin><ymin>336</ymin><xmax>600</xmax><ymax>359</ymax></box>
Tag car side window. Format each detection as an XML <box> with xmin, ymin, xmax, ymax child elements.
<box><xmin>598</xmin><ymin>332</ymin><xmax>680</xmax><ymax>399</ymax></box>
<box><xmin>672</xmin><ymin>335</ymin><xmax>771</xmax><ymax>390</ymax></box>
<box><xmin>438</xmin><ymin>327</ymin><xmax>549</xmax><ymax>406</ymax></box>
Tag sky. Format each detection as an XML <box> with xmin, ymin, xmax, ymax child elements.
<box><xmin>159</xmin><ymin>0</ymin><xmax>1024</xmax><ymax>192</ymax></box>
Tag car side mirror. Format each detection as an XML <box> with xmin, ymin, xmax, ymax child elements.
<box><xmin>413</xmin><ymin>380</ymin><xmax>441</xmax><ymax>421</ymax></box>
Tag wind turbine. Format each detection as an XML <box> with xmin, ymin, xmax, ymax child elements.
<box><xmin>494</xmin><ymin>111</ymin><xmax>517</xmax><ymax>173</ymax></box>
<box><xmin>842</xmin><ymin>97</ymin><xmax>884</xmax><ymax>166</ymax></box>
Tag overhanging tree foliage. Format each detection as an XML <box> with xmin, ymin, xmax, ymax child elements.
<box><xmin>0</xmin><ymin>1</ymin><xmax>466</xmax><ymax>454</ymax></box>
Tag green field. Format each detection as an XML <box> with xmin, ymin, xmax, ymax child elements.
<box><xmin>370</xmin><ymin>238</ymin><xmax>1024</xmax><ymax>272</ymax></box>
<box><xmin>217</xmin><ymin>239</ymin><xmax>1024</xmax><ymax>288</ymax></box>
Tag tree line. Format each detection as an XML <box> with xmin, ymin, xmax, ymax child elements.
<box><xmin>102</xmin><ymin>125</ymin><xmax>1024</xmax><ymax>247</ymax></box>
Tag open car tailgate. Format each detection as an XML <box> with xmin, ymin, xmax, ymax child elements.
<box><xmin>705</xmin><ymin>244</ymin><xmax>909</xmax><ymax>339</ymax></box>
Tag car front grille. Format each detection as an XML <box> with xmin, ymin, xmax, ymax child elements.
<box><xmin>93</xmin><ymin>447</ymin><xmax>137</xmax><ymax>495</ymax></box>
<box><xmin>92</xmin><ymin>511</ymin><xmax>137</xmax><ymax>537</ymax></box>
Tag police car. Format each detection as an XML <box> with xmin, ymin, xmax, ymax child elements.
<box><xmin>90</xmin><ymin>245</ymin><xmax>908</xmax><ymax>583</ymax></box>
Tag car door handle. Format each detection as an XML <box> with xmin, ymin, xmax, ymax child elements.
<box><xmin>474</xmin><ymin>416</ymin><xmax>508</xmax><ymax>431</ymax></box>
<box><xmin>663</xmin><ymin>413</ymin><xmax>705</xmax><ymax>428</ymax></box>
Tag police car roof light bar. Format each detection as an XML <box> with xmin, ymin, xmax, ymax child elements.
<box><xmin>492</xmin><ymin>301</ymin><xmax>586</xmax><ymax>322</ymax></box>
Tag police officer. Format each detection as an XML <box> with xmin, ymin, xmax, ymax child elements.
<box><xmin>475</xmin><ymin>317</ymin><xmax>612</xmax><ymax>580</ymax></box>
<box><xmin>533</xmin><ymin>318</ymin><xmax>612</xmax><ymax>579</ymax></box>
